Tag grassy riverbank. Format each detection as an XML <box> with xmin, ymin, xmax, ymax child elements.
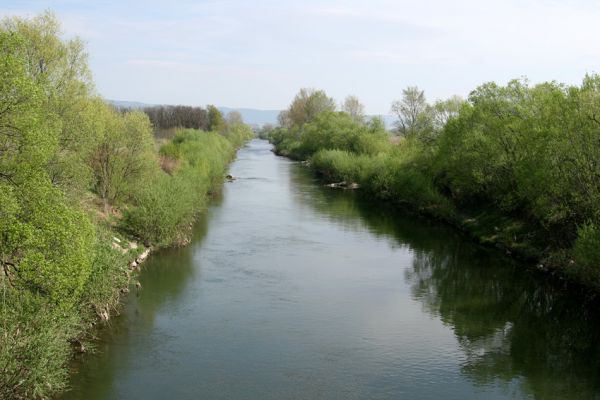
<box><xmin>267</xmin><ymin>83</ymin><xmax>600</xmax><ymax>290</ymax></box>
<box><xmin>0</xmin><ymin>12</ymin><xmax>252</xmax><ymax>399</ymax></box>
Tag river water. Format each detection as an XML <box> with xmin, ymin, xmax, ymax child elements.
<box><xmin>63</xmin><ymin>139</ymin><xmax>600</xmax><ymax>400</ymax></box>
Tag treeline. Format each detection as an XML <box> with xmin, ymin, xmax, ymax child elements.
<box><xmin>267</xmin><ymin>82</ymin><xmax>600</xmax><ymax>288</ymax></box>
<box><xmin>0</xmin><ymin>12</ymin><xmax>252</xmax><ymax>399</ymax></box>
<box><xmin>143</xmin><ymin>105</ymin><xmax>209</xmax><ymax>130</ymax></box>
<box><xmin>141</xmin><ymin>104</ymin><xmax>228</xmax><ymax>132</ymax></box>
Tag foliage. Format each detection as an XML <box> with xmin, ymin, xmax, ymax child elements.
<box><xmin>90</xmin><ymin>104</ymin><xmax>157</xmax><ymax>211</ymax></box>
<box><xmin>311</xmin><ymin>144</ymin><xmax>454</xmax><ymax>220</ymax></box>
<box><xmin>390</xmin><ymin>86</ymin><xmax>431</xmax><ymax>137</ymax></box>
<box><xmin>434</xmin><ymin>78</ymin><xmax>600</xmax><ymax>239</ymax></box>
<box><xmin>80</xmin><ymin>226</ymin><xmax>128</xmax><ymax>316</ymax></box>
<box><xmin>271</xmin><ymin>111</ymin><xmax>389</xmax><ymax>159</ymax></box>
<box><xmin>220</xmin><ymin>119</ymin><xmax>255</xmax><ymax>148</ymax></box>
<box><xmin>207</xmin><ymin>105</ymin><xmax>225</xmax><ymax>132</ymax></box>
<box><xmin>341</xmin><ymin>95</ymin><xmax>365</xmax><ymax>123</ymax></box>
<box><xmin>272</xmin><ymin>79</ymin><xmax>600</xmax><ymax>285</ymax></box>
<box><xmin>278</xmin><ymin>88</ymin><xmax>337</xmax><ymax>128</ymax></box>
<box><xmin>0</xmin><ymin>12</ymin><xmax>251</xmax><ymax>399</ymax></box>
<box><xmin>143</xmin><ymin>104</ymin><xmax>209</xmax><ymax>132</ymax></box>
<box><xmin>0</xmin><ymin>291</ymin><xmax>78</xmax><ymax>399</ymax></box>
<box><xmin>573</xmin><ymin>222</ymin><xmax>600</xmax><ymax>269</ymax></box>
<box><xmin>124</xmin><ymin>130</ymin><xmax>236</xmax><ymax>245</ymax></box>
<box><xmin>2</xmin><ymin>11</ymin><xmax>97</xmax><ymax>195</ymax></box>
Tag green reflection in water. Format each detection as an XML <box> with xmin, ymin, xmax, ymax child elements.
<box><xmin>287</xmin><ymin>161</ymin><xmax>600</xmax><ymax>400</ymax></box>
<box><xmin>61</xmin><ymin>142</ymin><xmax>600</xmax><ymax>400</ymax></box>
<box><xmin>61</xmin><ymin>212</ymin><xmax>214</xmax><ymax>400</ymax></box>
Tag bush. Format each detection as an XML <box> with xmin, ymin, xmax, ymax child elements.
<box><xmin>0</xmin><ymin>291</ymin><xmax>78</xmax><ymax>399</ymax></box>
<box><xmin>573</xmin><ymin>222</ymin><xmax>600</xmax><ymax>268</ymax></box>
<box><xmin>272</xmin><ymin>112</ymin><xmax>389</xmax><ymax>159</ymax></box>
<box><xmin>81</xmin><ymin>227</ymin><xmax>129</xmax><ymax>316</ymax></box>
<box><xmin>124</xmin><ymin>130</ymin><xmax>237</xmax><ymax>246</ymax></box>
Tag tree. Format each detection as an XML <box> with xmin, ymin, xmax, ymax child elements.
<box><xmin>0</xmin><ymin>30</ymin><xmax>95</xmax><ymax>305</ymax></box>
<box><xmin>432</xmin><ymin>95</ymin><xmax>465</xmax><ymax>130</ymax></box>
<box><xmin>142</xmin><ymin>105</ymin><xmax>210</xmax><ymax>132</ymax></box>
<box><xmin>91</xmin><ymin>105</ymin><xmax>156</xmax><ymax>212</ymax></box>
<box><xmin>207</xmin><ymin>105</ymin><xmax>225</xmax><ymax>132</ymax></box>
<box><xmin>225</xmin><ymin>110</ymin><xmax>244</xmax><ymax>126</ymax></box>
<box><xmin>2</xmin><ymin>12</ymin><xmax>97</xmax><ymax>194</ymax></box>
<box><xmin>342</xmin><ymin>95</ymin><xmax>365</xmax><ymax>124</ymax></box>
<box><xmin>283</xmin><ymin>88</ymin><xmax>336</xmax><ymax>128</ymax></box>
<box><xmin>390</xmin><ymin>86</ymin><xmax>431</xmax><ymax>137</ymax></box>
<box><xmin>277</xmin><ymin>110</ymin><xmax>291</xmax><ymax>127</ymax></box>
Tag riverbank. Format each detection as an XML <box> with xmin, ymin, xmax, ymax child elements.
<box><xmin>1</xmin><ymin>128</ymin><xmax>251</xmax><ymax>399</ymax></box>
<box><xmin>0</xmin><ymin>13</ymin><xmax>254</xmax><ymax>398</ymax></box>
<box><xmin>275</xmin><ymin>146</ymin><xmax>596</xmax><ymax>293</ymax></box>
<box><xmin>60</xmin><ymin>139</ymin><xmax>600</xmax><ymax>400</ymax></box>
<box><xmin>266</xmin><ymin>80</ymin><xmax>600</xmax><ymax>293</ymax></box>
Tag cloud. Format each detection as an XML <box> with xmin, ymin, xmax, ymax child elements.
<box><xmin>3</xmin><ymin>0</ymin><xmax>600</xmax><ymax>113</ymax></box>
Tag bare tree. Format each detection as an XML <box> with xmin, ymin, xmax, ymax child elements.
<box><xmin>143</xmin><ymin>105</ymin><xmax>209</xmax><ymax>131</ymax></box>
<box><xmin>226</xmin><ymin>110</ymin><xmax>244</xmax><ymax>126</ymax></box>
<box><xmin>390</xmin><ymin>86</ymin><xmax>430</xmax><ymax>136</ymax></box>
<box><xmin>277</xmin><ymin>110</ymin><xmax>291</xmax><ymax>127</ymax></box>
<box><xmin>342</xmin><ymin>95</ymin><xmax>365</xmax><ymax>123</ymax></box>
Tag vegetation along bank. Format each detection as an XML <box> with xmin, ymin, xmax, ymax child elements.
<box><xmin>265</xmin><ymin>84</ymin><xmax>600</xmax><ymax>290</ymax></box>
<box><xmin>0</xmin><ymin>12</ymin><xmax>252</xmax><ymax>399</ymax></box>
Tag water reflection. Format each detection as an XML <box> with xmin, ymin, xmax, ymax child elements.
<box><xmin>62</xmin><ymin>141</ymin><xmax>600</xmax><ymax>400</ymax></box>
<box><xmin>288</xmin><ymin>160</ymin><xmax>600</xmax><ymax>399</ymax></box>
<box><xmin>62</xmin><ymin>212</ymin><xmax>213</xmax><ymax>400</ymax></box>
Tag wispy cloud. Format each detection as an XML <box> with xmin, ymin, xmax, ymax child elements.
<box><xmin>2</xmin><ymin>0</ymin><xmax>600</xmax><ymax>113</ymax></box>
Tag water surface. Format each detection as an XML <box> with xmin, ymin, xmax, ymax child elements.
<box><xmin>63</xmin><ymin>139</ymin><xmax>600</xmax><ymax>400</ymax></box>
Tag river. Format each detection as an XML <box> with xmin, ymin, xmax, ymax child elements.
<box><xmin>62</xmin><ymin>139</ymin><xmax>600</xmax><ymax>400</ymax></box>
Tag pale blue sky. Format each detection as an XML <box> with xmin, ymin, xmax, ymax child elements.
<box><xmin>2</xmin><ymin>0</ymin><xmax>600</xmax><ymax>114</ymax></box>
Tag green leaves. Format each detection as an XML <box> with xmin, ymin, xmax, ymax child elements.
<box><xmin>124</xmin><ymin>129</ymin><xmax>237</xmax><ymax>246</ymax></box>
<box><xmin>0</xmin><ymin>12</ymin><xmax>252</xmax><ymax>398</ymax></box>
<box><xmin>274</xmin><ymin>111</ymin><xmax>389</xmax><ymax>159</ymax></box>
<box><xmin>90</xmin><ymin>105</ymin><xmax>157</xmax><ymax>210</ymax></box>
<box><xmin>435</xmin><ymin>77</ymin><xmax>600</xmax><ymax>235</ymax></box>
<box><xmin>2</xmin><ymin>178</ymin><xmax>95</xmax><ymax>305</ymax></box>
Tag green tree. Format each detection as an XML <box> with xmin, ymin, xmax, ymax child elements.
<box><xmin>280</xmin><ymin>88</ymin><xmax>336</xmax><ymax>128</ymax></box>
<box><xmin>207</xmin><ymin>105</ymin><xmax>225</xmax><ymax>132</ymax></box>
<box><xmin>432</xmin><ymin>95</ymin><xmax>464</xmax><ymax>130</ymax></box>
<box><xmin>0</xmin><ymin>31</ymin><xmax>95</xmax><ymax>305</ymax></box>
<box><xmin>2</xmin><ymin>11</ymin><xmax>97</xmax><ymax>195</ymax></box>
<box><xmin>91</xmin><ymin>105</ymin><xmax>156</xmax><ymax>212</ymax></box>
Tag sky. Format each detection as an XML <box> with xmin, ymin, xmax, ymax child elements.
<box><xmin>2</xmin><ymin>0</ymin><xmax>600</xmax><ymax>114</ymax></box>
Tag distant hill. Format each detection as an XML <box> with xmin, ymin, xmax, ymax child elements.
<box><xmin>109</xmin><ymin>100</ymin><xmax>154</xmax><ymax>109</ymax></box>
<box><xmin>108</xmin><ymin>100</ymin><xmax>395</xmax><ymax>129</ymax></box>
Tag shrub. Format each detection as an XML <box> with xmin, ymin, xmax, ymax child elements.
<box><xmin>573</xmin><ymin>222</ymin><xmax>600</xmax><ymax>268</ymax></box>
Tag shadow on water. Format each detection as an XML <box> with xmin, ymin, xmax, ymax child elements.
<box><xmin>61</xmin><ymin>208</ymin><xmax>216</xmax><ymax>400</ymax></box>
<box><xmin>287</xmin><ymin>161</ymin><xmax>600</xmax><ymax>400</ymax></box>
